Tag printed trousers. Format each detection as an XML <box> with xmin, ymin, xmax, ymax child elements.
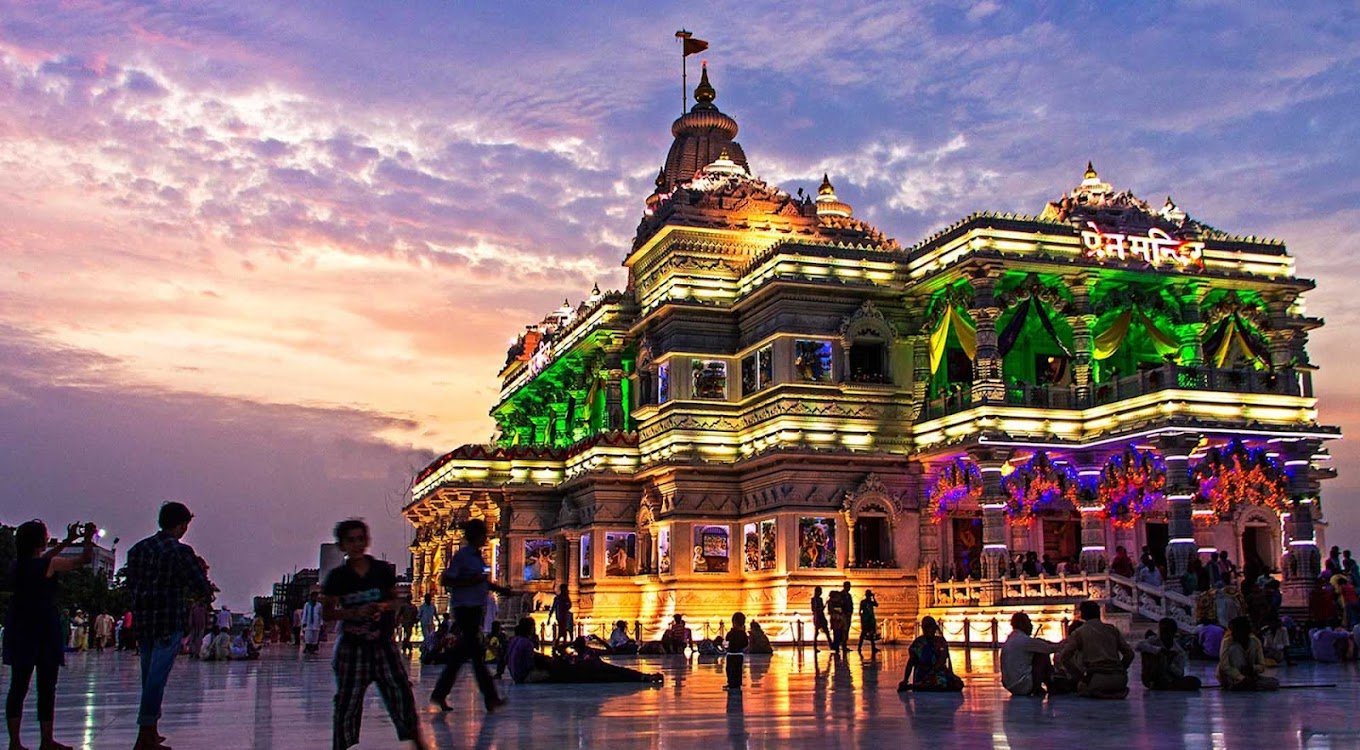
<box><xmin>332</xmin><ymin>638</ymin><xmax>418</xmax><ymax>750</ymax></box>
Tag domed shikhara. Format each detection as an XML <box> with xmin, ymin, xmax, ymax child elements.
<box><xmin>1039</xmin><ymin>162</ymin><xmax>1223</xmax><ymax>239</ymax></box>
<box><xmin>660</xmin><ymin>64</ymin><xmax>748</xmax><ymax>192</ymax></box>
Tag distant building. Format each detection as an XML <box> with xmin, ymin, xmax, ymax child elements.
<box><xmin>319</xmin><ymin>543</ymin><xmax>343</xmax><ymax>582</ymax></box>
<box><xmin>270</xmin><ymin>568</ymin><xmax>319</xmax><ymax>620</ymax></box>
<box><xmin>56</xmin><ymin>542</ymin><xmax>115</xmax><ymax>579</ymax></box>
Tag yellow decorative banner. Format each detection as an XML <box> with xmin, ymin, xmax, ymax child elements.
<box><xmin>928</xmin><ymin>307</ymin><xmax>977</xmax><ymax>374</ymax></box>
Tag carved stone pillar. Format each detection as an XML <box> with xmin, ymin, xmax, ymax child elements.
<box><xmin>1281</xmin><ymin>440</ymin><xmax>1322</xmax><ymax>607</ymax></box>
<box><xmin>1066</xmin><ymin>274</ymin><xmax>1096</xmax><ymax>404</ymax></box>
<box><xmin>910</xmin><ymin>333</ymin><xmax>929</xmax><ymax>420</ymax></box>
<box><xmin>1156</xmin><ymin>433</ymin><xmax>1200</xmax><ymax>590</ymax></box>
<box><xmin>1264</xmin><ymin>291</ymin><xmax>1303</xmax><ymax>370</ymax></box>
<box><xmin>562</xmin><ymin>531</ymin><xmax>582</xmax><ymax>632</ymax></box>
<box><xmin>604</xmin><ymin>371</ymin><xmax>626</xmax><ymax>432</ymax></box>
<box><xmin>842</xmin><ymin>504</ymin><xmax>857</xmax><ymax>568</ymax></box>
<box><xmin>971</xmin><ymin>447</ymin><xmax>1010</xmax><ymax>580</ymax></box>
<box><xmin>969</xmin><ymin>273</ymin><xmax>1005</xmax><ymax>404</ymax></box>
<box><xmin>1179</xmin><ymin>283</ymin><xmax>1210</xmax><ymax>367</ymax></box>
<box><xmin>919</xmin><ymin>513</ymin><xmax>941</xmax><ymax>581</ymax></box>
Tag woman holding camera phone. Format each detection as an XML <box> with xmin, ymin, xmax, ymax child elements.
<box><xmin>4</xmin><ymin>519</ymin><xmax>96</xmax><ymax>750</ymax></box>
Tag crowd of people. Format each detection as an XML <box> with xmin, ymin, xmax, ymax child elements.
<box><xmin>6</xmin><ymin>505</ymin><xmax>1360</xmax><ymax>749</ymax></box>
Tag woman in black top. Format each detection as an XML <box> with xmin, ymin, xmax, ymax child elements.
<box><xmin>5</xmin><ymin>520</ymin><xmax>96</xmax><ymax>750</ymax></box>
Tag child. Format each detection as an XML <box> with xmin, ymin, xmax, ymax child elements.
<box><xmin>724</xmin><ymin>612</ymin><xmax>749</xmax><ymax>691</ymax></box>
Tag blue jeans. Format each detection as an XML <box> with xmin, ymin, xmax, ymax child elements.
<box><xmin>138</xmin><ymin>631</ymin><xmax>182</xmax><ymax>726</ymax></box>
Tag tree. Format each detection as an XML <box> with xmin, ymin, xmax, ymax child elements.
<box><xmin>56</xmin><ymin>567</ymin><xmax>128</xmax><ymax>619</ymax></box>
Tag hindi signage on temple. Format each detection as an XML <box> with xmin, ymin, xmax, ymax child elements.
<box><xmin>1081</xmin><ymin>222</ymin><xmax>1204</xmax><ymax>269</ymax></box>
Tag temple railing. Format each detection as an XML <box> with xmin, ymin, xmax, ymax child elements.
<box><xmin>1105</xmin><ymin>573</ymin><xmax>1195</xmax><ymax>632</ymax></box>
<box><xmin>920</xmin><ymin>365</ymin><xmax>1306</xmax><ymax>420</ymax></box>
<box><xmin>929</xmin><ymin>572</ymin><xmax>1191</xmax><ymax>629</ymax></box>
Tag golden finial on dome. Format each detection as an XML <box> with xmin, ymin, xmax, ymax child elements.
<box><xmin>818</xmin><ymin>173</ymin><xmax>835</xmax><ymax>196</ymax></box>
<box><xmin>1084</xmin><ymin>161</ymin><xmax>1098</xmax><ymax>180</ymax></box>
<box><xmin>718</xmin><ymin>147</ymin><xmax>730</xmax><ymax>161</ymax></box>
<box><xmin>694</xmin><ymin>62</ymin><xmax>716</xmax><ymax>105</ymax></box>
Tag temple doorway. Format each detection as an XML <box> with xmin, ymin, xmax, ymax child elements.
<box><xmin>951</xmin><ymin>517</ymin><xmax>982</xmax><ymax>580</ymax></box>
<box><xmin>1241</xmin><ymin>525</ymin><xmax>1275</xmax><ymax>584</ymax></box>
<box><xmin>1145</xmin><ymin>522</ymin><xmax>1169</xmax><ymax>571</ymax></box>
<box><xmin>1042</xmin><ymin>518</ymin><xmax>1080</xmax><ymax>568</ymax></box>
<box><xmin>853</xmin><ymin>516</ymin><xmax>893</xmax><ymax>567</ymax></box>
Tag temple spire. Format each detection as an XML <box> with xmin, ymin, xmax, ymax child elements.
<box><xmin>693</xmin><ymin>62</ymin><xmax>716</xmax><ymax>108</ymax></box>
<box><xmin>1084</xmin><ymin>160</ymin><xmax>1098</xmax><ymax>180</ymax></box>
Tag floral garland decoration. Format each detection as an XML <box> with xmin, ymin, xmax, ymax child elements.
<box><xmin>1002</xmin><ymin>451</ymin><xmax>1078</xmax><ymax>526</ymax></box>
<box><xmin>926</xmin><ymin>459</ymin><xmax>983</xmax><ymax>522</ymax></box>
<box><xmin>1096</xmin><ymin>446</ymin><xmax>1167</xmax><ymax>529</ymax></box>
<box><xmin>1192</xmin><ymin>440</ymin><xmax>1290</xmax><ymax>517</ymax></box>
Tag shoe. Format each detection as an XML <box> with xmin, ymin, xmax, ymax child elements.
<box><xmin>430</xmin><ymin>695</ymin><xmax>452</xmax><ymax>712</ymax></box>
<box><xmin>485</xmin><ymin>697</ymin><xmax>507</xmax><ymax>714</ymax></box>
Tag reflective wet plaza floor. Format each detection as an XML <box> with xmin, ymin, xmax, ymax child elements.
<box><xmin>6</xmin><ymin>645</ymin><xmax>1360</xmax><ymax>749</ymax></box>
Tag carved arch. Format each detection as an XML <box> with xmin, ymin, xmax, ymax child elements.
<box><xmin>841</xmin><ymin>473</ymin><xmax>903</xmax><ymax>567</ymax></box>
<box><xmin>839</xmin><ymin>300</ymin><xmax>899</xmax><ymax>347</ymax></box>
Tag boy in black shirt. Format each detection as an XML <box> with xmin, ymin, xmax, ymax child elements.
<box><xmin>724</xmin><ymin>612</ymin><xmax>749</xmax><ymax>691</ymax></box>
<box><xmin>322</xmin><ymin>519</ymin><xmax>427</xmax><ymax>750</ymax></box>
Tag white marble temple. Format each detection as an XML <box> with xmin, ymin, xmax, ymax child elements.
<box><xmin>4</xmin><ymin>645</ymin><xmax>1359</xmax><ymax>749</ymax></box>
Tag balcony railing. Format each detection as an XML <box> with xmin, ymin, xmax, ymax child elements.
<box><xmin>920</xmin><ymin>364</ymin><xmax>1306</xmax><ymax>421</ymax></box>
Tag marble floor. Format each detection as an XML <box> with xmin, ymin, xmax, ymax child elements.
<box><xmin>4</xmin><ymin>645</ymin><xmax>1359</xmax><ymax>749</ymax></box>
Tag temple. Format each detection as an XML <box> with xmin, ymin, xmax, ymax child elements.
<box><xmin>404</xmin><ymin>65</ymin><xmax>1338</xmax><ymax>642</ymax></box>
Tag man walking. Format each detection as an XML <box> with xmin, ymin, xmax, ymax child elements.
<box><xmin>430</xmin><ymin>519</ymin><xmax>512</xmax><ymax>713</ymax></box>
<box><xmin>125</xmin><ymin>501</ymin><xmax>214</xmax><ymax>750</ymax></box>
<box><xmin>301</xmin><ymin>590</ymin><xmax>325</xmax><ymax>655</ymax></box>
<box><xmin>417</xmin><ymin>593</ymin><xmax>438</xmax><ymax>657</ymax></box>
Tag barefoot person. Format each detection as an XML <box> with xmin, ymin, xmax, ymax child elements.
<box><xmin>5</xmin><ymin>520</ymin><xmax>96</xmax><ymax>750</ymax></box>
<box><xmin>322</xmin><ymin>519</ymin><xmax>426</xmax><ymax>750</ymax></box>
<box><xmin>429</xmin><ymin>519</ymin><xmax>512</xmax><ymax>714</ymax></box>
<box><xmin>126</xmin><ymin>502</ymin><xmax>215</xmax><ymax>750</ymax></box>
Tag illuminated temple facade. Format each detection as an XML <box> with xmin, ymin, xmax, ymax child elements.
<box><xmin>405</xmin><ymin>67</ymin><xmax>1338</xmax><ymax>641</ymax></box>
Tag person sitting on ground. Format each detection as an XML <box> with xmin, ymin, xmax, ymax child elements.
<box><xmin>608</xmin><ymin>620</ymin><xmax>638</xmax><ymax>655</ymax></box>
<box><xmin>1195</xmin><ymin>617</ymin><xmax>1226</xmax><ymax>660</ymax></box>
<box><xmin>697</xmin><ymin>635</ymin><xmax>726</xmax><ymax>656</ymax></box>
<box><xmin>198</xmin><ymin>626</ymin><xmax>217</xmax><ymax>661</ymax></box>
<box><xmin>1136</xmin><ymin>618</ymin><xmax>1200</xmax><ymax>691</ymax></box>
<box><xmin>508</xmin><ymin>622</ymin><xmax>662</xmax><ymax>685</ymax></box>
<box><xmin>1258</xmin><ymin>617</ymin><xmax>1291</xmax><ymax>666</ymax></box>
<box><xmin>898</xmin><ymin>616</ymin><xmax>964</xmax><ymax>692</ymax></box>
<box><xmin>485</xmin><ymin>621</ymin><xmax>507</xmax><ymax>667</ymax></box>
<box><xmin>660</xmin><ymin>614</ymin><xmax>691</xmax><ymax>654</ymax></box>
<box><xmin>1000</xmin><ymin>612</ymin><xmax>1065</xmax><ymax>697</ymax></box>
<box><xmin>204</xmin><ymin>625</ymin><xmax>231</xmax><ymax>661</ymax></box>
<box><xmin>1218</xmin><ymin>615</ymin><xmax>1278</xmax><ymax>691</ymax></box>
<box><xmin>1058</xmin><ymin>601</ymin><xmax>1134</xmax><ymax>699</ymax></box>
<box><xmin>1310</xmin><ymin>621</ymin><xmax>1356</xmax><ymax>663</ymax></box>
<box><xmin>230</xmin><ymin>627</ymin><xmax>259</xmax><ymax>660</ymax></box>
<box><xmin>504</xmin><ymin>617</ymin><xmax>540</xmax><ymax>684</ymax></box>
<box><xmin>747</xmin><ymin>621</ymin><xmax>773</xmax><ymax>655</ymax></box>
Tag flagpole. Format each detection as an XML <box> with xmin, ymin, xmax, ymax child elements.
<box><xmin>677</xmin><ymin>29</ymin><xmax>689</xmax><ymax>115</ymax></box>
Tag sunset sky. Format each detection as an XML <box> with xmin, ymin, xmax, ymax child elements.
<box><xmin>2</xmin><ymin>2</ymin><xmax>1357</xmax><ymax>607</ymax></box>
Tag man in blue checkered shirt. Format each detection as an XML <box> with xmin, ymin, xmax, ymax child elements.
<box><xmin>125</xmin><ymin>501</ymin><xmax>214</xmax><ymax>750</ymax></box>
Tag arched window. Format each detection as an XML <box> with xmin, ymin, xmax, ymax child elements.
<box><xmin>841</xmin><ymin>301</ymin><xmax>897</xmax><ymax>384</ymax></box>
